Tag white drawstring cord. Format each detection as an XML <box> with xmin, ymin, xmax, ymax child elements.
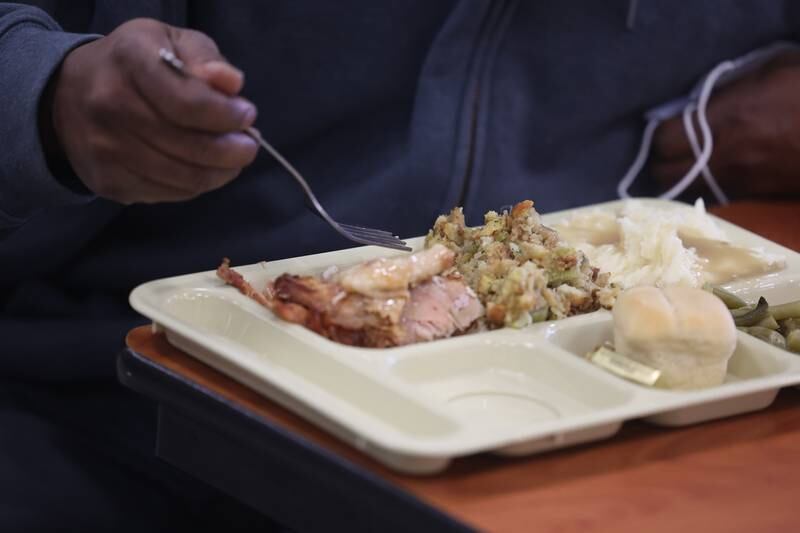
<box><xmin>659</xmin><ymin>61</ymin><xmax>735</xmax><ymax>200</ymax></box>
<box><xmin>617</xmin><ymin>119</ymin><xmax>660</xmax><ymax>199</ymax></box>
<box><xmin>681</xmin><ymin>104</ymin><xmax>730</xmax><ymax>204</ymax></box>
<box><xmin>617</xmin><ymin>60</ymin><xmax>736</xmax><ymax>202</ymax></box>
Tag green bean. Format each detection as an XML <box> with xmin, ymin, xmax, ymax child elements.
<box><xmin>704</xmin><ymin>283</ymin><xmax>748</xmax><ymax>310</ymax></box>
<box><xmin>739</xmin><ymin>326</ymin><xmax>787</xmax><ymax>350</ymax></box>
<box><xmin>769</xmin><ymin>300</ymin><xmax>800</xmax><ymax>321</ymax></box>
<box><xmin>787</xmin><ymin>330</ymin><xmax>800</xmax><ymax>354</ymax></box>
<box><xmin>754</xmin><ymin>315</ymin><xmax>780</xmax><ymax>330</ymax></box>
<box><xmin>731</xmin><ymin>305</ymin><xmax>754</xmax><ymax>317</ymax></box>
<box><xmin>779</xmin><ymin>318</ymin><xmax>800</xmax><ymax>336</ymax></box>
<box><xmin>733</xmin><ymin>297</ymin><xmax>770</xmax><ymax>327</ymax></box>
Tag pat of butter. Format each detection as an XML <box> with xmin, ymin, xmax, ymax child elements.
<box><xmin>588</xmin><ymin>346</ymin><xmax>661</xmax><ymax>386</ymax></box>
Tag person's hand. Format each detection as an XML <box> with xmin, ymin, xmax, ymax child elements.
<box><xmin>651</xmin><ymin>51</ymin><xmax>800</xmax><ymax>199</ymax></box>
<box><xmin>45</xmin><ymin>18</ymin><xmax>259</xmax><ymax>204</ymax></box>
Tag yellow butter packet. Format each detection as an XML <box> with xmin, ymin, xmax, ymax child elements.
<box><xmin>587</xmin><ymin>345</ymin><xmax>661</xmax><ymax>386</ymax></box>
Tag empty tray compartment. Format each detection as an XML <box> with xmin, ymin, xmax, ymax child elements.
<box><xmin>390</xmin><ymin>336</ymin><xmax>633</xmax><ymax>454</ymax></box>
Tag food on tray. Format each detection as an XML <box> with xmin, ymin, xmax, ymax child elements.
<box><xmin>706</xmin><ymin>285</ymin><xmax>800</xmax><ymax>354</ymax></box>
<box><xmin>217</xmin><ymin>244</ymin><xmax>484</xmax><ymax>347</ymax></box>
<box><xmin>782</xmin><ymin>320</ymin><xmax>800</xmax><ymax>353</ymax></box>
<box><xmin>217</xmin><ymin>199</ymin><xmax>617</xmax><ymax>346</ymax></box>
<box><xmin>554</xmin><ymin>200</ymin><xmax>785</xmax><ymax>289</ymax></box>
<box><xmin>216</xmin><ymin>198</ymin><xmax>788</xmax><ymax>355</ymax></box>
<box><xmin>425</xmin><ymin>200</ymin><xmax>618</xmax><ymax>327</ymax></box>
<box><xmin>611</xmin><ymin>286</ymin><xmax>737</xmax><ymax>389</ymax></box>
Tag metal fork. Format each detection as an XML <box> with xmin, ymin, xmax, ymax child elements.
<box><xmin>158</xmin><ymin>48</ymin><xmax>411</xmax><ymax>252</ymax></box>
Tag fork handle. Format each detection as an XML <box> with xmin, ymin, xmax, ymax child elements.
<box><xmin>242</xmin><ymin>128</ymin><xmax>331</xmax><ymax>221</ymax></box>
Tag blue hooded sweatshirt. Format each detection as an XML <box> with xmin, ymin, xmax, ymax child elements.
<box><xmin>1</xmin><ymin>1</ymin><xmax>798</xmax><ymax>380</ymax></box>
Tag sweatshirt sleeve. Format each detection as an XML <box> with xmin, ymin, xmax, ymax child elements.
<box><xmin>0</xmin><ymin>4</ymin><xmax>100</xmax><ymax>229</ymax></box>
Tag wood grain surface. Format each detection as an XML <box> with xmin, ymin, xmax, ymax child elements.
<box><xmin>712</xmin><ymin>201</ymin><xmax>800</xmax><ymax>251</ymax></box>
<box><xmin>126</xmin><ymin>201</ymin><xmax>800</xmax><ymax>532</ymax></box>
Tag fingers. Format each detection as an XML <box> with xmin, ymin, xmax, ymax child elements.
<box><xmin>124</xmin><ymin>131</ymin><xmax>242</xmax><ymax>194</ymax></box>
<box><xmin>119</xmin><ymin>91</ymin><xmax>258</xmax><ymax>170</ymax></box>
<box><xmin>56</xmin><ymin>18</ymin><xmax>261</xmax><ymax>205</ymax></box>
<box><xmin>191</xmin><ymin>60</ymin><xmax>244</xmax><ymax>96</ymax></box>
<box><xmin>108</xmin><ymin>167</ymin><xmax>198</xmax><ymax>204</ymax></box>
<box><xmin>116</xmin><ymin>25</ymin><xmax>256</xmax><ymax>133</ymax></box>
<box><xmin>132</xmin><ymin>57</ymin><xmax>257</xmax><ymax>133</ymax></box>
<box><xmin>154</xmin><ymin>128</ymin><xmax>259</xmax><ymax>171</ymax></box>
<box><xmin>168</xmin><ymin>26</ymin><xmax>224</xmax><ymax>68</ymax></box>
<box><xmin>168</xmin><ymin>26</ymin><xmax>245</xmax><ymax>95</ymax></box>
<box><xmin>98</xmin><ymin>131</ymin><xmax>244</xmax><ymax>203</ymax></box>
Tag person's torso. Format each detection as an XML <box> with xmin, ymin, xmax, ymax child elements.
<box><xmin>3</xmin><ymin>0</ymin><xmax>797</xmax><ymax>377</ymax></box>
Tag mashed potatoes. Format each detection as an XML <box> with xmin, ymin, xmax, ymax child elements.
<box><xmin>554</xmin><ymin>200</ymin><xmax>785</xmax><ymax>289</ymax></box>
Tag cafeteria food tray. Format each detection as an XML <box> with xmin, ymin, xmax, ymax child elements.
<box><xmin>129</xmin><ymin>199</ymin><xmax>800</xmax><ymax>474</ymax></box>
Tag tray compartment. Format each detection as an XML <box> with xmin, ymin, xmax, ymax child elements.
<box><xmin>645</xmin><ymin>331</ymin><xmax>795</xmax><ymax>426</ymax></box>
<box><xmin>547</xmin><ymin>314</ymin><xmax>797</xmax><ymax>425</ymax></box>
<box><xmin>644</xmin><ymin>388</ymin><xmax>778</xmax><ymax>426</ymax></box>
<box><xmin>548</xmin><ymin>315</ymin><xmax>791</xmax><ymax>384</ymax></box>
<box><xmin>161</xmin><ymin>289</ymin><xmax>460</xmax><ymax>441</ymax></box>
<box><xmin>494</xmin><ymin>422</ymin><xmax>623</xmax><ymax>456</ymax></box>
<box><xmin>723</xmin><ymin>274</ymin><xmax>800</xmax><ymax>309</ymax></box>
<box><xmin>390</xmin><ymin>336</ymin><xmax>633</xmax><ymax>451</ymax></box>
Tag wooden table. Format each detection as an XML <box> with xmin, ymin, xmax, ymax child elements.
<box><xmin>120</xmin><ymin>201</ymin><xmax>800</xmax><ymax>533</ymax></box>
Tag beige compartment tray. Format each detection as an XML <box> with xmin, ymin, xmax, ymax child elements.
<box><xmin>130</xmin><ymin>199</ymin><xmax>800</xmax><ymax>474</ymax></box>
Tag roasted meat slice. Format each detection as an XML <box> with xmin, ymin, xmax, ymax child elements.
<box><xmin>217</xmin><ymin>244</ymin><xmax>484</xmax><ymax>347</ymax></box>
<box><xmin>337</xmin><ymin>244</ymin><xmax>456</xmax><ymax>296</ymax></box>
<box><xmin>399</xmin><ymin>276</ymin><xmax>485</xmax><ymax>344</ymax></box>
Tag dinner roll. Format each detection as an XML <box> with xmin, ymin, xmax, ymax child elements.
<box><xmin>613</xmin><ymin>286</ymin><xmax>737</xmax><ymax>389</ymax></box>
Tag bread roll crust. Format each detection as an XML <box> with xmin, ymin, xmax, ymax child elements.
<box><xmin>613</xmin><ymin>286</ymin><xmax>737</xmax><ymax>389</ymax></box>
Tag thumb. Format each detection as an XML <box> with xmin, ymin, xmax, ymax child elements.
<box><xmin>169</xmin><ymin>26</ymin><xmax>244</xmax><ymax>96</ymax></box>
<box><xmin>192</xmin><ymin>60</ymin><xmax>244</xmax><ymax>96</ymax></box>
